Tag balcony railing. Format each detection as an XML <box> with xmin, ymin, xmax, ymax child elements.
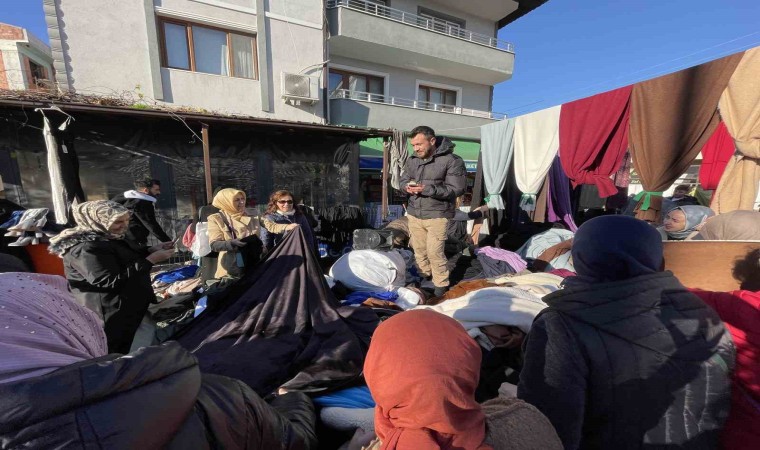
<box><xmin>331</xmin><ymin>89</ymin><xmax>508</xmax><ymax>120</ymax></box>
<box><xmin>326</xmin><ymin>0</ymin><xmax>515</xmax><ymax>53</ymax></box>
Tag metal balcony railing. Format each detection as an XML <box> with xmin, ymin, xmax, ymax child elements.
<box><xmin>331</xmin><ymin>89</ymin><xmax>508</xmax><ymax>120</ymax></box>
<box><xmin>326</xmin><ymin>0</ymin><xmax>515</xmax><ymax>53</ymax></box>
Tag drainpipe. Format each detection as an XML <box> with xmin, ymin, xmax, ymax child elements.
<box><xmin>323</xmin><ymin>0</ymin><xmax>331</xmax><ymax>124</ymax></box>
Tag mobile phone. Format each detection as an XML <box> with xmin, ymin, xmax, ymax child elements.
<box><xmin>171</xmin><ymin>235</ymin><xmax>181</xmax><ymax>245</ymax></box>
<box><xmin>408</xmin><ymin>181</ymin><xmax>418</xmax><ymax>186</ymax></box>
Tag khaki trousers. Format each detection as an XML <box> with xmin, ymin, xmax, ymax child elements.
<box><xmin>407</xmin><ymin>215</ymin><xmax>449</xmax><ymax>288</ymax></box>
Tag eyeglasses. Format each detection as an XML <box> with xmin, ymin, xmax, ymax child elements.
<box><xmin>277</xmin><ymin>200</ymin><xmax>294</xmax><ymax>204</ymax></box>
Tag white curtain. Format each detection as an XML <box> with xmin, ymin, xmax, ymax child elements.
<box><xmin>481</xmin><ymin>118</ymin><xmax>515</xmax><ymax>210</ymax></box>
<box><xmin>232</xmin><ymin>34</ymin><xmax>254</xmax><ymax>78</ymax></box>
<box><xmin>514</xmin><ymin>105</ymin><xmax>561</xmax><ymax>211</ymax></box>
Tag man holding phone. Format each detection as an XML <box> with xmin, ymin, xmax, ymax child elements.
<box><xmin>400</xmin><ymin>126</ymin><xmax>466</xmax><ymax>297</ymax></box>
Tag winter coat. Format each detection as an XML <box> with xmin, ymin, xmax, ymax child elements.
<box><xmin>0</xmin><ymin>342</ymin><xmax>317</xmax><ymax>450</ymax></box>
<box><xmin>400</xmin><ymin>137</ymin><xmax>466</xmax><ymax>219</ymax></box>
<box><xmin>518</xmin><ymin>272</ymin><xmax>734</xmax><ymax>450</ymax></box>
<box><xmin>207</xmin><ymin>212</ymin><xmax>275</xmax><ymax>279</ymax></box>
<box><xmin>692</xmin><ymin>289</ymin><xmax>760</xmax><ymax>450</ymax></box>
<box><xmin>56</xmin><ymin>235</ymin><xmax>154</xmax><ymax>354</ymax></box>
<box><xmin>260</xmin><ymin>212</ymin><xmax>317</xmax><ymax>253</ymax></box>
<box><xmin>112</xmin><ymin>193</ymin><xmax>171</xmax><ymax>245</ymax></box>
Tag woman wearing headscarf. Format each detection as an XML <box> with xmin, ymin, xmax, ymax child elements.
<box><xmin>207</xmin><ymin>188</ymin><xmax>276</xmax><ymax>279</ymax></box>
<box><xmin>358</xmin><ymin>309</ymin><xmax>562</xmax><ymax>450</ymax></box>
<box><xmin>0</xmin><ymin>273</ymin><xmax>318</xmax><ymax>449</ymax></box>
<box><xmin>48</xmin><ymin>200</ymin><xmax>175</xmax><ymax>353</ymax></box>
<box><xmin>658</xmin><ymin>205</ymin><xmax>715</xmax><ymax>240</ymax></box>
<box><xmin>695</xmin><ymin>210</ymin><xmax>760</xmax><ymax>240</ymax></box>
<box><xmin>260</xmin><ymin>190</ymin><xmax>313</xmax><ymax>254</ymax></box>
<box><xmin>689</xmin><ymin>248</ymin><xmax>760</xmax><ymax>450</ymax></box>
<box><xmin>518</xmin><ymin>215</ymin><xmax>734</xmax><ymax>449</ymax></box>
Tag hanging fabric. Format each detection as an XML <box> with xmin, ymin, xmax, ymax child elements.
<box><xmin>388</xmin><ymin>129</ymin><xmax>409</xmax><ymax>190</ymax></box>
<box><xmin>36</xmin><ymin>108</ymin><xmax>78</xmax><ymax>225</ymax></box>
<box><xmin>711</xmin><ymin>47</ymin><xmax>760</xmax><ymax>213</ymax></box>
<box><xmin>481</xmin><ymin>118</ymin><xmax>515</xmax><ymax>210</ymax></box>
<box><xmin>514</xmin><ymin>106</ymin><xmax>561</xmax><ymax>212</ymax></box>
<box><xmin>698</xmin><ymin>121</ymin><xmax>735</xmax><ymax>191</ymax></box>
<box><xmin>559</xmin><ymin>85</ymin><xmax>632</xmax><ymax>198</ymax></box>
<box><xmin>547</xmin><ymin>156</ymin><xmax>578</xmax><ymax>231</ymax></box>
<box><xmin>629</xmin><ymin>51</ymin><xmax>743</xmax><ymax>222</ymax></box>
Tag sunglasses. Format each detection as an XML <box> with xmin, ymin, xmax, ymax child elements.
<box><xmin>277</xmin><ymin>200</ymin><xmax>294</xmax><ymax>204</ymax></box>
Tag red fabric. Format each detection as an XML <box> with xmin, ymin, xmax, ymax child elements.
<box><xmin>182</xmin><ymin>223</ymin><xmax>196</xmax><ymax>249</ymax></box>
<box><xmin>691</xmin><ymin>289</ymin><xmax>760</xmax><ymax>450</ymax></box>
<box><xmin>698</xmin><ymin>121</ymin><xmax>735</xmax><ymax>190</ymax></box>
<box><xmin>559</xmin><ymin>85</ymin><xmax>632</xmax><ymax>198</ymax></box>
<box><xmin>364</xmin><ymin>309</ymin><xmax>491</xmax><ymax>450</ymax></box>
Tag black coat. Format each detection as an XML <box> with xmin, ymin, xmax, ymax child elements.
<box><xmin>518</xmin><ymin>272</ymin><xmax>734</xmax><ymax>450</ymax></box>
<box><xmin>0</xmin><ymin>342</ymin><xmax>317</xmax><ymax>450</ymax></box>
<box><xmin>60</xmin><ymin>236</ymin><xmax>154</xmax><ymax>354</ymax></box>
<box><xmin>112</xmin><ymin>193</ymin><xmax>172</xmax><ymax>245</ymax></box>
<box><xmin>400</xmin><ymin>137</ymin><xmax>466</xmax><ymax>219</ymax></box>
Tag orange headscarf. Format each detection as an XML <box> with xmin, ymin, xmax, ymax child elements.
<box><xmin>364</xmin><ymin>310</ymin><xmax>492</xmax><ymax>450</ymax></box>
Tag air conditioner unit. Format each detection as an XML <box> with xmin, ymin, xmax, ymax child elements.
<box><xmin>281</xmin><ymin>72</ymin><xmax>320</xmax><ymax>104</ymax></box>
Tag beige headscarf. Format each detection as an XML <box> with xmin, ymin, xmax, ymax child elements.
<box><xmin>48</xmin><ymin>201</ymin><xmax>130</xmax><ymax>256</ymax></box>
<box><xmin>212</xmin><ymin>188</ymin><xmax>247</xmax><ymax>220</ymax></box>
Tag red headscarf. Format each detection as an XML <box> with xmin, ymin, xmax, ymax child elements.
<box><xmin>364</xmin><ymin>310</ymin><xmax>492</xmax><ymax>450</ymax></box>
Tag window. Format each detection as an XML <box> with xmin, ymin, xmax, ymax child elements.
<box><xmin>418</xmin><ymin>85</ymin><xmax>457</xmax><ymax>109</ymax></box>
<box><xmin>329</xmin><ymin>69</ymin><xmax>384</xmax><ymax>101</ymax></box>
<box><xmin>159</xmin><ymin>18</ymin><xmax>257</xmax><ymax>79</ymax></box>
<box><xmin>28</xmin><ymin>60</ymin><xmax>48</xmax><ymax>88</ymax></box>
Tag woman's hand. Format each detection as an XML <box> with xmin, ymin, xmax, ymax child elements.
<box><xmin>146</xmin><ymin>248</ymin><xmax>175</xmax><ymax>264</ymax></box>
<box><xmin>285</xmin><ymin>223</ymin><xmax>299</xmax><ymax>231</ymax></box>
<box><xmin>231</xmin><ymin>239</ymin><xmax>247</xmax><ymax>247</ymax></box>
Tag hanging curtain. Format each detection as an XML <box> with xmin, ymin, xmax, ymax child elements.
<box><xmin>547</xmin><ymin>156</ymin><xmax>578</xmax><ymax>231</ymax></box>
<box><xmin>711</xmin><ymin>47</ymin><xmax>760</xmax><ymax>214</ymax></box>
<box><xmin>231</xmin><ymin>35</ymin><xmax>254</xmax><ymax>79</ymax></box>
<box><xmin>388</xmin><ymin>129</ymin><xmax>408</xmax><ymax>190</ymax></box>
<box><xmin>514</xmin><ymin>105</ymin><xmax>560</xmax><ymax>212</ymax></box>
<box><xmin>629</xmin><ymin>51</ymin><xmax>743</xmax><ymax>222</ymax></box>
<box><xmin>559</xmin><ymin>85</ymin><xmax>632</xmax><ymax>198</ymax></box>
<box><xmin>698</xmin><ymin>121</ymin><xmax>735</xmax><ymax>191</ymax></box>
<box><xmin>481</xmin><ymin>118</ymin><xmax>515</xmax><ymax>210</ymax></box>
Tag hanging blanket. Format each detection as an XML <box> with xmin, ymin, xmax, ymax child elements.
<box><xmin>174</xmin><ymin>228</ymin><xmax>373</xmax><ymax>396</ymax></box>
<box><xmin>514</xmin><ymin>106</ymin><xmax>561</xmax><ymax>211</ymax></box>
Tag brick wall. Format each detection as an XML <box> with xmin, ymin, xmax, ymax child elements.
<box><xmin>0</xmin><ymin>52</ymin><xmax>8</xmax><ymax>89</ymax></box>
<box><xmin>0</xmin><ymin>24</ymin><xmax>24</xmax><ymax>41</ymax></box>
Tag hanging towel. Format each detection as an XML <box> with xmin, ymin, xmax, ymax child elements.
<box><xmin>559</xmin><ymin>85</ymin><xmax>632</xmax><ymax>198</ymax></box>
<box><xmin>481</xmin><ymin>119</ymin><xmax>516</xmax><ymax>210</ymax></box>
<box><xmin>547</xmin><ymin>156</ymin><xmax>578</xmax><ymax>231</ymax></box>
<box><xmin>711</xmin><ymin>47</ymin><xmax>760</xmax><ymax>214</ymax></box>
<box><xmin>514</xmin><ymin>106</ymin><xmax>561</xmax><ymax>212</ymax></box>
<box><xmin>630</xmin><ymin>51</ymin><xmax>743</xmax><ymax>222</ymax></box>
<box><xmin>698</xmin><ymin>122</ymin><xmax>735</xmax><ymax>191</ymax></box>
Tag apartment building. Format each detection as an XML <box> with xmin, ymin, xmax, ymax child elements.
<box><xmin>0</xmin><ymin>23</ymin><xmax>54</xmax><ymax>91</ymax></box>
<box><xmin>325</xmin><ymin>0</ymin><xmax>540</xmax><ymax>139</ymax></box>
<box><xmin>44</xmin><ymin>0</ymin><xmax>545</xmax><ymax>130</ymax></box>
<box><xmin>44</xmin><ymin>0</ymin><xmax>326</xmax><ymax>122</ymax></box>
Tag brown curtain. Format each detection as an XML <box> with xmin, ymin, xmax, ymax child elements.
<box><xmin>629</xmin><ymin>51</ymin><xmax>744</xmax><ymax>221</ymax></box>
<box><xmin>711</xmin><ymin>47</ymin><xmax>760</xmax><ymax>214</ymax></box>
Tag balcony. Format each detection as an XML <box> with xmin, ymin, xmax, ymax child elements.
<box><xmin>330</xmin><ymin>89</ymin><xmax>506</xmax><ymax>139</ymax></box>
<box><xmin>326</xmin><ymin>0</ymin><xmax>515</xmax><ymax>85</ymax></box>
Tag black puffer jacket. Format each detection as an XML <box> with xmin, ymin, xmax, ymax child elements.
<box><xmin>54</xmin><ymin>235</ymin><xmax>155</xmax><ymax>354</ymax></box>
<box><xmin>400</xmin><ymin>137</ymin><xmax>466</xmax><ymax>219</ymax></box>
<box><xmin>518</xmin><ymin>272</ymin><xmax>734</xmax><ymax>450</ymax></box>
<box><xmin>112</xmin><ymin>193</ymin><xmax>172</xmax><ymax>245</ymax></box>
<box><xmin>0</xmin><ymin>342</ymin><xmax>317</xmax><ymax>450</ymax></box>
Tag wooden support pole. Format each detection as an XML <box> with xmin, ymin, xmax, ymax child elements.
<box><xmin>381</xmin><ymin>137</ymin><xmax>390</xmax><ymax>221</ymax></box>
<box><xmin>201</xmin><ymin>123</ymin><xmax>212</xmax><ymax>203</ymax></box>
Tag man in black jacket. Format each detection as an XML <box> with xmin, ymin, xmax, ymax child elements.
<box><xmin>113</xmin><ymin>178</ymin><xmax>172</xmax><ymax>246</ymax></box>
<box><xmin>400</xmin><ymin>126</ymin><xmax>466</xmax><ymax>297</ymax></box>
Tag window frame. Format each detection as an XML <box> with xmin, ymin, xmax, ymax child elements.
<box><xmin>418</xmin><ymin>84</ymin><xmax>458</xmax><ymax>106</ymax></box>
<box><xmin>28</xmin><ymin>60</ymin><xmax>48</xmax><ymax>88</ymax></box>
<box><xmin>157</xmin><ymin>17</ymin><xmax>258</xmax><ymax>80</ymax></box>
<box><xmin>329</xmin><ymin>69</ymin><xmax>385</xmax><ymax>96</ymax></box>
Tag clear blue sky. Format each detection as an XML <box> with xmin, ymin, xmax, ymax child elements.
<box><xmin>3</xmin><ymin>0</ymin><xmax>759</xmax><ymax>117</ymax></box>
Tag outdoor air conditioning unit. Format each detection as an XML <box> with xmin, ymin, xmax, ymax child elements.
<box><xmin>281</xmin><ymin>72</ymin><xmax>320</xmax><ymax>104</ymax></box>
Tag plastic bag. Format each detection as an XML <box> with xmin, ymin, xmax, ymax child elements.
<box><xmin>190</xmin><ymin>222</ymin><xmax>211</xmax><ymax>258</ymax></box>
